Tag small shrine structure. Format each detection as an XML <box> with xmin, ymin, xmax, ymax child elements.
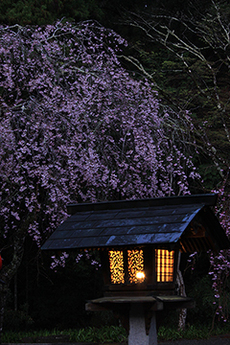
<box><xmin>42</xmin><ymin>194</ymin><xmax>230</xmax><ymax>345</ymax></box>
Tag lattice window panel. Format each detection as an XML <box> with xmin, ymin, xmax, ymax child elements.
<box><xmin>109</xmin><ymin>250</ymin><xmax>125</xmax><ymax>284</ymax></box>
<box><xmin>155</xmin><ymin>249</ymin><xmax>174</xmax><ymax>282</ymax></box>
<box><xmin>127</xmin><ymin>249</ymin><xmax>145</xmax><ymax>283</ymax></box>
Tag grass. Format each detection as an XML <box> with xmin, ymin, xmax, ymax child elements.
<box><xmin>2</xmin><ymin>324</ymin><xmax>230</xmax><ymax>343</ymax></box>
<box><xmin>158</xmin><ymin>324</ymin><xmax>230</xmax><ymax>341</ymax></box>
<box><xmin>1</xmin><ymin>326</ymin><xmax>127</xmax><ymax>343</ymax></box>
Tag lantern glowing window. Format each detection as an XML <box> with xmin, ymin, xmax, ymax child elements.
<box><xmin>156</xmin><ymin>249</ymin><xmax>174</xmax><ymax>282</ymax></box>
<box><xmin>109</xmin><ymin>250</ymin><xmax>125</xmax><ymax>284</ymax></box>
<box><xmin>127</xmin><ymin>249</ymin><xmax>145</xmax><ymax>283</ymax></box>
<box><xmin>108</xmin><ymin>249</ymin><xmax>145</xmax><ymax>284</ymax></box>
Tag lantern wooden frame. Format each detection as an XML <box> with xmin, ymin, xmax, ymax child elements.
<box><xmin>100</xmin><ymin>245</ymin><xmax>179</xmax><ymax>297</ymax></box>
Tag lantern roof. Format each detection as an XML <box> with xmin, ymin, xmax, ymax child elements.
<box><xmin>41</xmin><ymin>194</ymin><xmax>230</xmax><ymax>253</ymax></box>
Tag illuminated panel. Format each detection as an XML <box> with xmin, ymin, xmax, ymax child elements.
<box><xmin>156</xmin><ymin>249</ymin><xmax>174</xmax><ymax>282</ymax></box>
<box><xmin>109</xmin><ymin>251</ymin><xmax>125</xmax><ymax>284</ymax></box>
<box><xmin>127</xmin><ymin>249</ymin><xmax>145</xmax><ymax>283</ymax></box>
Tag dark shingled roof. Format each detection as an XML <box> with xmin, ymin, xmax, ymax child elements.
<box><xmin>41</xmin><ymin>194</ymin><xmax>230</xmax><ymax>252</ymax></box>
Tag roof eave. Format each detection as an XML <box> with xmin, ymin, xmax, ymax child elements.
<box><xmin>67</xmin><ymin>194</ymin><xmax>218</xmax><ymax>215</ymax></box>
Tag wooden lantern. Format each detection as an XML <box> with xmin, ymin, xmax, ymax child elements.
<box><xmin>42</xmin><ymin>194</ymin><xmax>230</xmax><ymax>298</ymax></box>
<box><xmin>42</xmin><ymin>194</ymin><xmax>230</xmax><ymax>345</ymax></box>
<box><xmin>100</xmin><ymin>246</ymin><xmax>178</xmax><ymax>296</ymax></box>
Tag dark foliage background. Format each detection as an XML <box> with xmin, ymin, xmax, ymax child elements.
<box><xmin>4</xmin><ymin>241</ymin><xmax>104</xmax><ymax>330</ymax></box>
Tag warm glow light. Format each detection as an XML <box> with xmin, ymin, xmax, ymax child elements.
<box><xmin>136</xmin><ymin>271</ymin><xmax>145</xmax><ymax>281</ymax></box>
<box><xmin>156</xmin><ymin>249</ymin><xmax>174</xmax><ymax>282</ymax></box>
<box><xmin>128</xmin><ymin>249</ymin><xmax>145</xmax><ymax>284</ymax></box>
<box><xmin>108</xmin><ymin>249</ymin><xmax>145</xmax><ymax>285</ymax></box>
<box><xmin>109</xmin><ymin>250</ymin><xmax>125</xmax><ymax>284</ymax></box>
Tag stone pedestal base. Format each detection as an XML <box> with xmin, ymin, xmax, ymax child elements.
<box><xmin>85</xmin><ymin>295</ymin><xmax>195</xmax><ymax>345</ymax></box>
<box><xmin>128</xmin><ymin>303</ymin><xmax>157</xmax><ymax>345</ymax></box>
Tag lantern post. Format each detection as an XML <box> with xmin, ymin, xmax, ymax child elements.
<box><xmin>42</xmin><ymin>194</ymin><xmax>230</xmax><ymax>345</ymax></box>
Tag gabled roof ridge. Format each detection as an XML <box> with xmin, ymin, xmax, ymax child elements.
<box><xmin>67</xmin><ymin>194</ymin><xmax>217</xmax><ymax>215</ymax></box>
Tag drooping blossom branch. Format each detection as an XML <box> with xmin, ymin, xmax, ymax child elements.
<box><xmin>0</xmin><ymin>20</ymin><xmax>199</xmax><ymax>316</ymax></box>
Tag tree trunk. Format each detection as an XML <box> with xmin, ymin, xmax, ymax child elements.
<box><xmin>0</xmin><ymin>282</ymin><xmax>7</xmax><ymax>345</ymax></box>
<box><xmin>14</xmin><ymin>273</ymin><xmax>18</xmax><ymax>312</ymax></box>
<box><xmin>176</xmin><ymin>252</ymin><xmax>187</xmax><ymax>331</ymax></box>
<box><xmin>0</xmin><ymin>234</ymin><xmax>26</xmax><ymax>343</ymax></box>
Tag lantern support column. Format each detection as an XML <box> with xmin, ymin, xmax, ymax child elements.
<box><xmin>128</xmin><ymin>303</ymin><xmax>157</xmax><ymax>345</ymax></box>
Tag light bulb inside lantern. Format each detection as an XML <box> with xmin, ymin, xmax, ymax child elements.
<box><xmin>136</xmin><ymin>271</ymin><xmax>145</xmax><ymax>281</ymax></box>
